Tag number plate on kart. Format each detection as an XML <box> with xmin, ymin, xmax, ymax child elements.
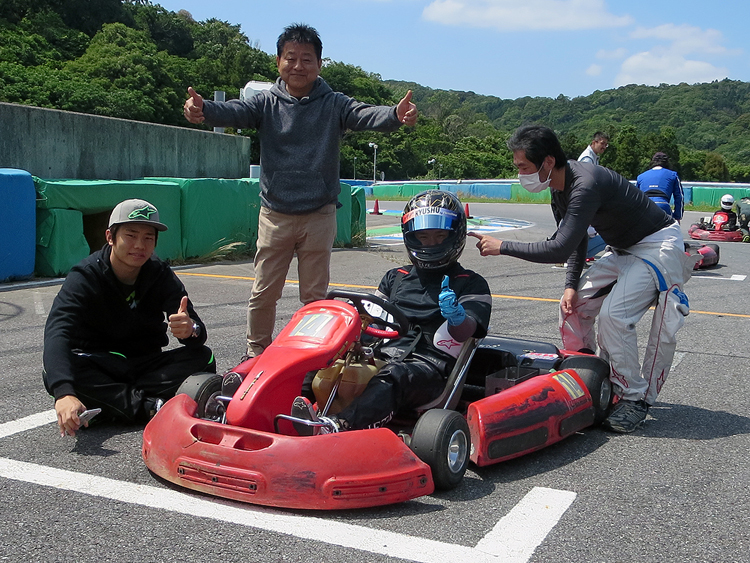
<box><xmin>289</xmin><ymin>313</ymin><xmax>337</xmax><ymax>338</ymax></box>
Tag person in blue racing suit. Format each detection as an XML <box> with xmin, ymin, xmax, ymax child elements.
<box><xmin>636</xmin><ymin>152</ymin><xmax>684</xmax><ymax>222</ymax></box>
<box><xmin>291</xmin><ymin>190</ymin><xmax>492</xmax><ymax>434</ymax></box>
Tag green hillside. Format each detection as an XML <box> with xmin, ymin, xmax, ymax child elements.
<box><xmin>1</xmin><ymin>0</ymin><xmax>748</xmax><ymax>182</ymax></box>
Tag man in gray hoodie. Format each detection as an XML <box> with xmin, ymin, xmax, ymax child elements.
<box><xmin>184</xmin><ymin>23</ymin><xmax>418</xmax><ymax>358</ymax></box>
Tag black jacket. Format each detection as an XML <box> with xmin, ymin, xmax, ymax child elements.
<box><xmin>43</xmin><ymin>245</ymin><xmax>207</xmax><ymax>399</ymax></box>
<box><xmin>502</xmin><ymin>160</ymin><xmax>674</xmax><ymax>289</ymax></box>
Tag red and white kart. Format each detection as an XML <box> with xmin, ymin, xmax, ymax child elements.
<box><xmin>689</xmin><ymin>211</ymin><xmax>743</xmax><ymax>242</ymax></box>
<box><xmin>143</xmin><ymin>290</ymin><xmax>612</xmax><ymax>510</ymax></box>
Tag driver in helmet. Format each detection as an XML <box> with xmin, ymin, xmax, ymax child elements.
<box><xmin>716</xmin><ymin>194</ymin><xmax>738</xmax><ymax>231</ymax></box>
<box><xmin>292</xmin><ymin>190</ymin><xmax>492</xmax><ymax>434</ymax></box>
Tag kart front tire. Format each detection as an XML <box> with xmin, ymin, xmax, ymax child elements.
<box><xmin>176</xmin><ymin>372</ymin><xmax>223</xmax><ymax>420</ymax></box>
<box><xmin>410</xmin><ymin>409</ymin><xmax>470</xmax><ymax>490</ymax></box>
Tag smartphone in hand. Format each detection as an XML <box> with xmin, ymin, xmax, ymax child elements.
<box><xmin>77</xmin><ymin>408</ymin><xmax>102</xmax><ymax>426</ymax></box>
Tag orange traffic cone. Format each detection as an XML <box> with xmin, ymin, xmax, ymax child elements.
<box><xmin>371</xmin><ymin>199</ymin><xmax>382</xmax><ymax>215</ymax></box>
<box><xmin>464</xmin><ymin>203</ymin><xmax>473</xmax><ymax>219</ymax></box>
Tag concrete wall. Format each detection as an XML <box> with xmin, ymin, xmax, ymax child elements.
<box><xmin>0</xmin><ymin>102</ymin><xmax>252</xmax><ymax>180</ymax></box>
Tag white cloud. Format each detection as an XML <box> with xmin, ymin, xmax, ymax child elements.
<box><xmin>630</xmin><ymin>24</ymin><xmax>728</xmax><ymax>56</ymax></box>
<box><xmin>616</xmin><ymin>50</ymin><xmax>728</xmax><ymax>86</ymax></box>
<box><xmin>422</xmin><ymin>0</ymin><xmax>633</xmax><ymax>31</ymax></box>
<box><xmin>586</xmin><ymin>64</ymin><xmax>602</xmax><ymax>76</ymax></box>
<box><xmin>615</xmin><ymin>24</ymin><xmax>731</xmax><ymax>87</ymax></box>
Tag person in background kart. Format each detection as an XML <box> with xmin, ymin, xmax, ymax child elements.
<box><xmin>716</xmin><ymin>194</ymin><xmax>738</xmax><ymax>230</ymax></box>
<box><xmin>471</xmin><ymin>125</ymin><xmax>693</xmax><ymax>434</ymax></box>
<box><xmin>291</xmin><ymin>190</ymin><xmax>492</xmax><ymax>434</ymax></box>
<box><xmin>43</xmin><ymin>199</ymin><xmax>215</xmax><ymax>438</ymax></box>
<box><xmin>636</xmin><ymin>152</ymin><xmax>684</xmax><ymax>223</ymax></box>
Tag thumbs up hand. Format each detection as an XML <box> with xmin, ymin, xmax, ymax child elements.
<box><xmin>397</xmin><ymin>90</ymin><xmax>418</xmax><ymax>126</ymax></box>
<box><xmin>168</xmin><ymin>295</ymin><xmax>194</xmax><ymax>339</ymax></box>
<box><xmin>184</xmin><ymin>86</ymin><xmax>205</xmax><ymax>124</ymax></box>
<box><xmin>439</xmin><ymin>275</ymin><xmax>466</xmax><ymax>326</ymax></box>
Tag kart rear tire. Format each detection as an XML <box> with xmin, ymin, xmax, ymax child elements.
<box><xmin>176</xmin><ymin>372</ymin><xmax>223</xmax><ymax>421</ymax></box>
<box><xmin>410</xmin><ymin>409</ymin><xmax>470</xmax><ymax>490</ymax></box>
<box><xmin>559</xmin><ymin>355</ymin><xmax>612</xmax><ymax>426</ymax></box>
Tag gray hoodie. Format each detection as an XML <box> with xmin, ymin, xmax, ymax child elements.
<box><xmin>202</xmin><ymin>77</ymin><xmax>402</xmax><ymax>214</ymax></box>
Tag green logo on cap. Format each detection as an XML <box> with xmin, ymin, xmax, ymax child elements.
<box><xmin>128</xmin><ymin>205</ymin><xmax>157</xmax><ymax>221</ymax></box>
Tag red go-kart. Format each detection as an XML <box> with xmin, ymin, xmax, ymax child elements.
<box><xmin>142</xmin><ymin>290</ymin><xmax>612</xmax><ymax>510</ymax></box>
<box><xmin>689</xmin><ymin>211</ymin><xmax>744</xmax><ymax>242</ymax></box>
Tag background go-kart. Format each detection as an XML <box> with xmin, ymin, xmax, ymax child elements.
<box><xmin>1</xmin><ymin>202</ymin><xmax>748</xmax><ymax>563</ymax></box>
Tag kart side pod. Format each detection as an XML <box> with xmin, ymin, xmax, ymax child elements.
<box><xmin>467</xmin><ymin>365</ymin><xmax>599</xmax><ymax>467</ymax></box>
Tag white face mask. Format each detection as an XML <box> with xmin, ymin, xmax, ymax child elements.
<box><xmin>518</xmin><ymin>162</ymin><xmax>552</xmax><ymax>193</ymax></box>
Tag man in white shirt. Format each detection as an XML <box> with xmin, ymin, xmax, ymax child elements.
<box><xmin>578</xmin><ymin>132</ymin><xmax>609</xmax><ymax>165</ymax></box>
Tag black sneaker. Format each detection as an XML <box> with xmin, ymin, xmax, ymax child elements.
<box><xmin>221</xmin><ymin>372</ymin><xmax>244</xmax><ymax>397</ymax></box>
<box><xmin>290</xmin><ymin>396</ymin><xmax>340</xmax><ymax>436</ymax></box>
<box><xmin>602</xmin><ymin>399</ymin><xmax>649</xmax><ymax>433</ymax></box>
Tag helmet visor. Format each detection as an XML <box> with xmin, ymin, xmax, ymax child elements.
<box><xmin>402</xmin><ymin>207</ymin><xmax>460</xmax><ymax>232</ymax></box>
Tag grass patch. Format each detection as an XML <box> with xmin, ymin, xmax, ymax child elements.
<box><xmin>169</xmin><ymin>241</ymin><xmax>254</xmax><ymax>266</ymax></box>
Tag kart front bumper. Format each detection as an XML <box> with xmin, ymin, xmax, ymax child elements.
<box><xmin>142</xmin><ymin>394</ymin><xmax>434</xmax><ymax>510</ymax></box>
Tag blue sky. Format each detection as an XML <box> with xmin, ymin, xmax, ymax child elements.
<box><xmin>155</xmin><ymin>0</ymin><xmax>750</xmax><ymax>100</ymax></box>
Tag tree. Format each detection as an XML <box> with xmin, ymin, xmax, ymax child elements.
<box><xmin>65</xmin><ymin>23</ymin><xmax>182</xmax><ymax>123</ymax></box>
<box><xmin>605</xmin><ymin>125</ymin><xmax>642</xmax><ymax>179</ymax></box>
<box><xmin>320</xmin><ymin>61</ymin><xmax>393</xmax><ymax>105</ymax></box>
<box><xmin>703</xmin><ymin>153</ymin><xmax>730</xmax><ymax>182</ymax></box>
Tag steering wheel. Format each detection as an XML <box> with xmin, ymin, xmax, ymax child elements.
<box><xmin>326</xmin><ymin>290</ymin><xmax>409</xmax><ymax>339</ymax></box>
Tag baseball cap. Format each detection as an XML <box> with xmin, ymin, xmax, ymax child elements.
<box><xmin>108</xmin><ymin>199</ymin><xmax>168</xmax><ymax>232</ymax></box>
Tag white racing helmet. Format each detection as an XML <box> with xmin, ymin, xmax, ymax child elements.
<box><xmin>721</xmin><ymin>194</ymin><xmax>734</xmax><ymax>210</ymax></box>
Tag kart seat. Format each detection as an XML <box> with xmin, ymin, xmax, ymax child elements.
<box><xmin>417</xmin><ymin>337</ymin><xmax>481</xmax><ymax>413</ymax></box>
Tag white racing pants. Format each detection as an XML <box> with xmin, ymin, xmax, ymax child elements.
<box><xmin>559</xmin><ymin>223</ymin><xmax>692</xmax><ymax>405</ymax></box>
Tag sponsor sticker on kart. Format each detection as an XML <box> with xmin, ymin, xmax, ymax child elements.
<box><xmin>520</xmin><ymin>352</ymin><xmax>560</xmax><ymax>361</ymax></box>
<box><xmin>552</xmin><ymin>371</ymin><xmax>585</xmax><ymax>400</ymax></box>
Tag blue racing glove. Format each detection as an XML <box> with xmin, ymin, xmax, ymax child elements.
<box><xmin>439</xmin><ymin>275</ymin><xmax>466</xmax><ymax>326</ymax></box>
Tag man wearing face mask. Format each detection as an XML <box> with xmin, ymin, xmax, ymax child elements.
<box><xmin>470</xmin><ymin>125</ymin><xmax>692</xmax><ymax>434</ymax></box>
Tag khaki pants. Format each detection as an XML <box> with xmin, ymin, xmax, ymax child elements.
<box><xmin>246</xmin><ymin>204</ymin><xmax>337</xmax><ymax>355</ymax></box>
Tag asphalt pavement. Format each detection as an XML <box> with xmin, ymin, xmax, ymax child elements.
<box><xmin>0</xmin><ymin>201</ymin><xmax>748</xmax><ymax>563</ymax></box>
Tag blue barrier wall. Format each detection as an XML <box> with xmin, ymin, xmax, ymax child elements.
<box><xmin>0</xmin><ymin>169</ymin><xmax>36</xmax><ymax>281</ymax></box>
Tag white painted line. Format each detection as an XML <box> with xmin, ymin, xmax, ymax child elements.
<box><xmin>0</xmin><ymin>457</ymin><xmax>566</xmax><ymax>563</ymax></box>
<box><xmin>0</xmin><ymin>411</ymin><xmax>575</xmax><ymax>563</ymax></box>
<box><xmin>475</xmin><ymin>487</ymin><xmax>576</xmax><ymax>560</ymax></box>
<box><xmin>33</xmin><ymin>291</ymin><xmax>46</xmax><ymax>315</ymax></box>
<box><xmin>0</xmin><ymin>410</ymin><xmax>56</xmax><ymax>439</ymax></box>
<box><xmin>692</xmin><ymin>273</ymin><xmax>747</xmax><ymax>281</ymax></box>
<box><xmin>672</xmin><ymin>352</ymin><xmax>687</xmax><ymax>370</ymax></box>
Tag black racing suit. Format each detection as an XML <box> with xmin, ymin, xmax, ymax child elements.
<box><xmin>333</xmin><ymin>263</ymin><xmax>491</xmax><ymax>430</ymax></box>
<box><xmin>43</xmin><ymin>245</ymin><xmax>215</xmax><ymax>422</ymax></box>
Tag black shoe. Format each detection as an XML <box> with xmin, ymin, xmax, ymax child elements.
<box><xmin>221</xmin><ymin>371</ymin><xmax>244</xmax><ymax>397</ymax></box>
<box><xmin>602</xmin><ymin>399</ymin><xmax>649</xmax><ymax>433</ymax></box>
